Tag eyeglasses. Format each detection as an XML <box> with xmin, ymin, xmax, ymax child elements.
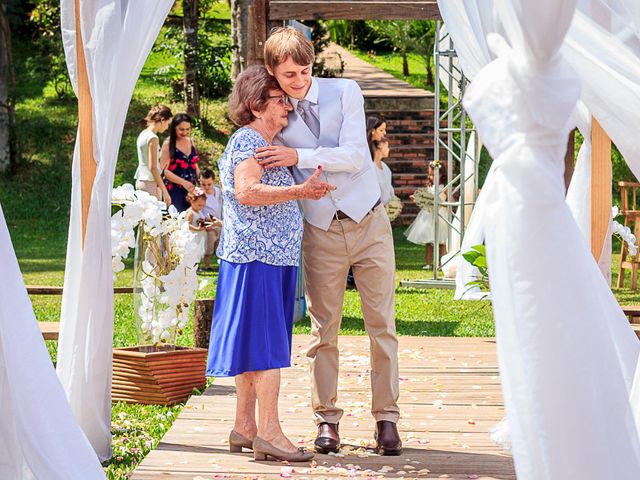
<box><xmin>268</xmin><ymin>95</ymin><xmax>290</xmax><ymax>106</ymax></box>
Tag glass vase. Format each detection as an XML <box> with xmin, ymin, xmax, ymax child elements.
<box><xmin>133</xmin><ymin>229</ymin><xmax>179</xmax><ymax>351</ymax></box>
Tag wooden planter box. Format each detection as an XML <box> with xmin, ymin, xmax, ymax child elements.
<box><xmin>112</xmin><ymin>346</ymin><xmax>207</xmax><ymax>405</ymax></box>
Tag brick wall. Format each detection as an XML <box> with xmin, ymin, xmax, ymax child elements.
<box><xmin>365</xmin><ymin>102</ymin><xmax>436</xmax><ymax>225</ymax></box>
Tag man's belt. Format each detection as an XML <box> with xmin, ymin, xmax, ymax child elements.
<box><xmin>334</xmin><ymin>199</ymin><xmax>381</xmax><ymax>221</ymax></box>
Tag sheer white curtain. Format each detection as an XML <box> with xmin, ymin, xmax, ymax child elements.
<box><xmin>0</xmin><ymin>204</ymin><xmax>105</xmax><ymax>480</ymax></box>
<box><xmin>58</xmin><ymin>0</ymin><xmax>173</xmax><ymax>460</ymax></box>
<box><xmin>459</xmin><ymin>1</ymin><xmax>640</xmax><ymax>478</ymax></box>
<box><xmin>565</xmin><ymin>102</ymin><xmax>591</xmax><ymax>246</ymax></box>
<box><xmin>564</xmin><ymin>4</ymin><xmax>640</xmax><ymax>179</ymax></box>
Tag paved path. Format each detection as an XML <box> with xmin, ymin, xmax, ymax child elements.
<box><xmin>321</xmin><ymin>44</ymin><xmax>433</xmax><ymax>102</ymax></box>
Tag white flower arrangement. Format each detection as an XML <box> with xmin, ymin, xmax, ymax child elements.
<box><xmin>385</xmin><ymin>195</ymin><xmax>403</xmax><ymax>222</ymax></box>
<box><xmin>612</xmin><ymin>206</ymin><xmax>638</xmax><ymax>256</ymax></box>
<box><xmin>611</xmin><ymin>205</ymin><xmax>638</xmax><ymax>257</ymax></box>
<box><xmin>111</xmin><ymin>184</ymin><xmax>201</xmax><ymax>346</ymax></box>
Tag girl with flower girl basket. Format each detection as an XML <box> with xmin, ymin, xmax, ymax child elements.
<box><xmin>405</xmin><ymin>163</ymin><xmax>448</xmax><ymax>269</ymax></box>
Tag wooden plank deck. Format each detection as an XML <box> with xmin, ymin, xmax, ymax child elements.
<box><xmin>131</xmin><ymin>336</ymin><xmax>514</xmax><ymax>479</ymax></box>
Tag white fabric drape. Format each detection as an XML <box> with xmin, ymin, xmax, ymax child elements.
<box><xmin>58</xmin><ymin>0</ymin><xmax>173</xmax><ymax>460</ymax></box>
<box><xmin>0</xmin><ymin>204</ymin><xmax>105</xmax><ymax>480</ymax></box>
<box><xmin>459</xmin><ymin>1</ymin><xmax>640</xmax><ymax>478</ymax></box>
<box><xmin>565</xmin><ymin>2</ymin><xmax>640</xmax><ymax>178</ymax></box>
<box><xmin>565</xmin><ymin>101</ymin><xmax>592</xmax><ymax>246</ymax></box>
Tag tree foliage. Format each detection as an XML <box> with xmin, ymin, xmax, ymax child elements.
<box><xmin>367</xmin><ymin>21</ymin><xmax>414</xmax><ymax>77</ymax></box>
<box><xmin>155</xmin><ymin>17</ymin><xmax>232</xmax><ymax>119</ymax></box>
<box><xmin>26</xmin><ymin>0</ymin><xmax>72</xmax><ymax>98</ymax></box>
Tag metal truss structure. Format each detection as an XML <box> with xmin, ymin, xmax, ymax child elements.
<box><xmin>401</xmin><ymin>21</ymin><xmax>481</xmax><ymax>289</ymax></box>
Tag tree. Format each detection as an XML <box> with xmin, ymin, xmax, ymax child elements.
<box><xmin>229</xmin><ymin>0</ymin><xmax>250</xmax><ymax>78</ymax></box>
<box><xmin>183</xmin><ymin>0</ymin><xmax>201</xmax><ymax>118</ymax></box>
<box><xmin>367</xmin><ymin>20</ymin><xmax>414</xmax><ymax>77</ymax></box>
<box><xmin>410</xmin><ymin>21</ymin><xmax>436</xmax><ymax>88</ymax></box>
<box><xmin>0</xmin><ymin>1</ymin><xmax>17</xmax><ymax>173</ymax></box>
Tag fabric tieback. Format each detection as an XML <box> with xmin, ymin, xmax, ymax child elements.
<box><xmin>297</xmin><ymin>99</ymin><xmax>320</xmax><ymax>138</ymax></box>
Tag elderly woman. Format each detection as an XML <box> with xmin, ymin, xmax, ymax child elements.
<box><xmin>206</xmin><ymin>65</ymin><xmax>333</xmax><ymax>462</ymax></box>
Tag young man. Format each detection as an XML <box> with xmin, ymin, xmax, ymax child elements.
<box><xmin>256</xmin><ymin>27</ymin><xmax>401</xmax><ymax>456</ymax></box>
<box><xmin>198</xmin><ymin>168</ymin><xmax>223</xmax><ymax>270</ymax></box>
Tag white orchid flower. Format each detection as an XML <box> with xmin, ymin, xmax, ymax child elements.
<box><xmin>112</xmin><ymin>183</ymin><xmax>136</xmax><ymax>204</ymax></box>
<box><xmin>112</xmin><ymin>256</ymin><xmax>125</xmax><ymax>273</ymax></box>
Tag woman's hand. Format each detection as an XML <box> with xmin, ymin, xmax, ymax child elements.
<box><xmin>298</xmin><ymin>166</ymin><xmax>335</xmax><ymax>200</ymax></box>
<box><xmin>162</xmin><ymin>191</ymin><xmax>172</xmax><ymax>207</ymax></box>
<box><xmin>182</xmin><ymin>180</ymin><xmax>195</xmax><ymax>192</ymax></box>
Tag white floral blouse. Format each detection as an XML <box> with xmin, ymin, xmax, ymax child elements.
<box><xmin>216</xmin><ymin>127</ymin><xmax>303</xmax><ymax>267</ymax></box>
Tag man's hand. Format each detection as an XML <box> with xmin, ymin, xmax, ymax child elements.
<box><xmin>299</xmin><ymin>166</ymin><xmax>336</xmax><ymax>200</ymax></box>
<box><xmin>255</xmin><ymin>145</ymin><xmax>299</xmax><ymax>169</ymax></box>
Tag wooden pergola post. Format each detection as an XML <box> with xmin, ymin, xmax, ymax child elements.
<box><xmin>247</xmin><ymin>0</ymin><xmax>268</xmax><ymax>66</ymax></box>
<box><xmin>75</xmin><ymin>0</ymin><xmax>96</xmax><ymax>248</ymax></box>
<box><xmin>590</xmin><ymin>117</ymin><xmax>612</xmax><ymax>261</ymax></box>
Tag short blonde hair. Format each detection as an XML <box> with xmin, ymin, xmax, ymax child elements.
<box><xmin>228</xmin><ymin>65</ymin><xmax>281</xmax><ymax>126</ymax></box>
<box><xmin>264</xmin><ymin>26</ymin><xmax>315</xmax><ymax>70</ymax></box>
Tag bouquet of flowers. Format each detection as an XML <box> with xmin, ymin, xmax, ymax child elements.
<box><xmin>385</xmin><ymin>195</ymin><xmax>403</xmax><ymax>222</ymax></box>
<box><xmin>612</xmin><ymin>206</ymin><xmax>638</xmax><ymax>256</ymax></box>
<box><xmin>111</xmin><ymin>184</ymin><xmax>201</xmax><ymax>346</ymax></box>
<box><xmin>411</xmin><ymin>186</ymin><xmax>435</xmax><ymax>212</ymax></box>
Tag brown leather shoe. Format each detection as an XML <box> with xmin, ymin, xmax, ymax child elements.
<box><xmin>375</xmin><ymin>420</ymin><xmax>403</xmax><ymax>456</ymax></box>
<box><xmin>314</xmin><ymin>422</ymin><xmax>340</xmax><ymax>454</ymax></box>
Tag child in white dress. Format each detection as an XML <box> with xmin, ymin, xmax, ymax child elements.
<box><xmin>405</xmin><ymin>165</ymin><xmax>448</xmax><ymax>269</ymax></box>
<box><xmin>185</xmin><ymin>188</ymin><xmax>209</xmax><ymax>263</ymax></box>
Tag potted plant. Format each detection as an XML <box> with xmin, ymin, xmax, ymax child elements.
<box><xmin>110</xmin><ymin>184</ymin><xmax>207</xmax><ymax>405</ymax></box>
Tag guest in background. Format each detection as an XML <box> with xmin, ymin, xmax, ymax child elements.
<box><xmin>162</xmin><ymin>113</ymin><xmax>200</xmax><ymax>212</ymax></box>
<box><xmin>199</xmin><ymin>168</ymin><xmax>223</xmax><ymax>271</ymax></box>
<box><xmin>134</xmin><ymin>105</ymin><xmax>172</xmax><ymax>205</ymax></box>
<box><xmin>366</xmin><ymin>114</ymin><xmax>387</xmax><ymax>146</ymax></box>
<box><xmin>369</xmin><ymin>136</ymin><xmax>395</xmax><ymax>206</ymax></box>
<box><xmin>185</xmin><ymin>187</ymin><xmax>209</xmax><ymax>263</ymax></box>
<box><xmin>405</xmin><ymin>164</ymin><xmax>448</xmax><ymax>270</ymax></box>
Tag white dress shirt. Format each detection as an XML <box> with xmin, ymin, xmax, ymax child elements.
<box><xmin>277</xmin><ymin>77</ymin><xmax>381</xmax><ymax>230</ymax></box>
<box><xmin>202</xmin><ymin>186</ymin><xmax>223</xmax><ymax>219</ymax></box>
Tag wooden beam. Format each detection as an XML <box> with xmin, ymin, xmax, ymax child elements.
<box><xmin>26</xmin><ymin>285</ymin><xmax>135</xmax><ymax>295</ymax></box>
<box><xmin>268</xmin><ymin>1</ymin><xmax>441</xmax><ymax>20</ymax></box>
<box><xmin>590</xmin><ymin>117</ymin><xmax>612</xmax><ymax>261</ymax></box>
<box><xmin>74</xmin><ymin>0</ymin><xmax>96</xmax><ymax>248</ymax></box>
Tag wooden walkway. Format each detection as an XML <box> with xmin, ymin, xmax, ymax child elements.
<box><xmin>131</xmin><ymin>336</ymin><xmax>514</xmax><ymax>479</ymax></box>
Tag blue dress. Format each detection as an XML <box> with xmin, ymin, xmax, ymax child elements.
<box><xmin>206</xmin><ymin>127</ymin><xmax>303</xmax><ymax>377</ymax></box>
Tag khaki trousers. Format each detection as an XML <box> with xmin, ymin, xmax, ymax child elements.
<box><xmin>303</xmin><ymin>204</ymin><xmax>400</xmax><ymax>424</ymax></box>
